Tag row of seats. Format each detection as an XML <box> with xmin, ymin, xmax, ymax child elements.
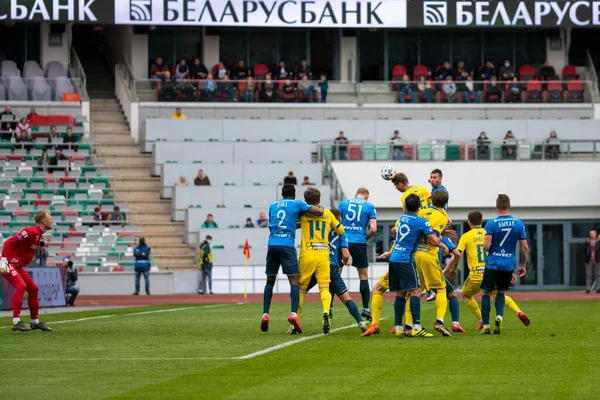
<box><xmin>144</xmin><ymin>118</ymin><xmax>600</xmax><ymax>148</ymax></box>
<box><xmin>0</xmin><ymin>60</ymin><xmax>75</xmax><ymax>101</ymax></box>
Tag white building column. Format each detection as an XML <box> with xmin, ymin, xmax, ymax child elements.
<box><xmin>104</xmin><ymin>25</ymin><xmax>148</xmax><ymax>80</ymax></box>
<box><xmin>40</xmin><ymin>22</ymin><xmax>71</xmax><ymax>70</ymax></box>
<box><xmin>203</xmin><ymin>30</ymin><xmax>220</xmax><ymax>71</ymax></box>
<box><xmin>339</xmin><ymin>33</ymin><xmax>357</xmax><ymax>82</ymax></box>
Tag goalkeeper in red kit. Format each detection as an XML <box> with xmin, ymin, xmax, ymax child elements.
<box><xmin>0</xmin><ymin>211</ymin><xmax>53</xmax><ymax>331</ymax></box>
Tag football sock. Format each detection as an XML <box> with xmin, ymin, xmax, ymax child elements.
<box><xmin>435</xmin><ymin>289</ymin><xmax>448</xmax><ymax>322</ymax></box>
<box><xmin>330</xmin><ymin>287</ymin><xmax>335</xmax><ymax>309</ymax></box>
<box><xmin>319</xmin><ymin>287</ymin><xmax>332</xmax><ymax>314</ymax></box>
<box><xmin>359</xmin><ymin>280</ymin><xmax>370</xmax><ymax>309</ymax></box>
<box><xmin>290</xmin><ymin>284</ymin><xmax>300</xmax><ymax>313</ymax></box>
<box><xmin>344</xmin><ymin>300</ymin><xmax>362</xmax><ymax>324</ymax></box>
<box><xmin>405</xmin><ymin>298</ymin><xmax>413</xmax><ymax>326</ymax></box>
<box><xmin>481</xmin><ymin>294</ymin><xmax>491</xmax><ymax>325</ymax></box>
<box><xmin>505</xmin><ymin>295</ymin><xmax>520</xmax><ymax>313</ymax></box>
<box><xmin>262</xmin><ymin>284</ymin><xmax>274</xmax><ymax>314</ymax></box>
<box><xmin>371</xmin><ymin>290</ymin><xmax>383</xmax><ymax>324</ymax></box>
<box><xmin>394</xmin><ymin>296</ymin><xmax>406</xmax><ymax>327</ymax></box>
<box><xmin>448</xmin><ymin>296</ymin><xmax>460</xmax><ymax>323</ymax></box>
<box><xmin>13</xmin><ymin>318</ymin><xmax>19</xmax><ymax>325</ymax></box>
<box><xmin>466</xmin><ymin>297</ymin><xmax>482</xmax><ymax>320</ymax></box>
<box><xmin>298</xmin><ymin>290</ymin><xmax>306</xmax><ymax>317</ymax></box>
<box><xmin>410</xmin><ymin>295</ymin><xmax>421</xmax><ymax>327</ymax></box>
<box><xmin>495</xmin><ymin>292</ymin><xmax>506</xmax><ymax>318</ymax></box>
<box><xmin>31</xmin><ymin>319</ymin><xmax>39</xmax><ymax>324</ymax></box>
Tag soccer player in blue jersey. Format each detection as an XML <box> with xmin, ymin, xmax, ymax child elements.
<box><xmin>429</xmin><ymin>169</ymin><xmax>448</xmax><ymax>199</ymax></box>
<box><xmin>305</xmin><ymin>208</ymin><xmax>367</xmax><ymax>334</ymax></box>
<box><xmin>480</xmin><ymin>194</ymin><xmax>528</xmax><ymax>335</ymax></box>
<box><xmin>338</xmin><ymin>187</ymin><xmax>377</xmax><ymax>321</ymax></box>
<box><xmin>389</xmin><ymin>194</ymin><xmax>440</xmax><ymax>338</ymax></box>
<box><xmin>261</xmin><ymin>184</ymin><xmax>324</xmax><ymax>333</ymax></box>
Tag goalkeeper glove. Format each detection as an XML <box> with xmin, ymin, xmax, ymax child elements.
<box><xmin>0</xmin><ymin>257</ymin><xmax>9</xmax><ymax>275</ymax></box>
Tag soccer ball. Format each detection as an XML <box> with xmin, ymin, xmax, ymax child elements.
<box><xmin>380</xmin><ymin>165</ymin><xmax>396</xmax><ymax>181</ymax></box>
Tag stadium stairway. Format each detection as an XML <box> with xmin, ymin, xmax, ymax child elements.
<box><xmin>92</xmin><ymin>98</ymin><xmax>196</xmax><ymax>268</ymax></box>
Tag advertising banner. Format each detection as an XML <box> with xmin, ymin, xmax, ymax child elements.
<box><xmin>0</xmin><ymin>0</ymin><xmax>599</xmax><ymax>28</ymax></box>
<box><xmin>1</xmin><ymin>267</ymin><xmax>67</xmax><ymax>310</ymax></box>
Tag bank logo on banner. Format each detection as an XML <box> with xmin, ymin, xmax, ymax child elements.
<box><xmin>423</xmin><ymin>1</ymin><xmax>447</xmax><ymax>26</ymax></box>
<box><xmin>130</xmin><ymin>0</ymin><xmax>153</xmax><ymax>21</ymax></box>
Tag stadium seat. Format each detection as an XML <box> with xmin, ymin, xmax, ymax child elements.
<box><xmin>562</xmin><ymin>65</ymin><xmax>577</xmax><ymax>81</ymax></box>
<box><xmin>525</xmin><ymin>79</ymin><xmax>542</xmax><ymax>103</ymax></box>
<box><xmin>413</xmin><ymin>65</ymin><xmax>428</xmax><ymax>79</ymax></box>
<box><xmin>362</xmin><ymin>145</ymin><xmax>375</xmax><ymax>160</ymax></box>
<box><xmin>545</xmin><ymin>80</ymin><xmax>564</xmax><ymax>103</ymax></box>
<box><xmin>519</xmin><ymin>65</ymin><xmax>535</xmax><ymax>81</ymax></box>
<box><xmin>566</xmin><ymin>80</ymin><xmax>584</xmax><ymax>103</ymax></box>
<box><xmin>417</xmin><ymin>144</ymin><xmax>432</xmax><ymax>160</ymax></box>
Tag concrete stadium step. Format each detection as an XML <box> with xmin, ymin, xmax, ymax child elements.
<box><xmin>132</xmin><ymin>213</ymin><xmax>172</xmax><ymax>224</ymax></box>
<box><xmin>99</xmin><ymin>155</ymin><xmax>152</xmax><ymax>167</ymax></box>
<box><xmin>93</xmin><ymin>122</ymin><xmax>130</xmax><ymax>133</ymax></box>
<box><xmin>91</xmin><ymin>104</ymin><xmax>122</xmax><ymax>112</ymax></box>
<box><xmin>134</xmin><ymin>222</ymin><xmax>184</xmax><ymax>234</ymax></box>
<box><xmin>128</xmin><ymin>201</ymin><xmax>171</xmax><ymax>213</ymax></box>
<box><xmin>142</xmin><ymin>233</ymin><xmax>185</xmax><ymax>245</ymax></box>
<box><xmin>115</xmin><ymin>178</ymin><xmax>160</xmax><ymax>191</ymax></box>
<box><xmin>90</xmin><ymin>111</ymin><xmax>126</xmax><ymax>122</ymax></box>
<box><xmin>154</xmin><ymin>245</ymin><xmax>196</xmax><ymax>256</ymax></box>
<box><xmin>117</xmin><ymin>190</ymin><xmax>163</xmax><ymax>202</ymax></box>
<box><xmin>94</xmin><ymin>144</ymin><xmax>141</xmax><ymax>156</ymax></box>
<box><xmin>93</xmin><ymin>134</ymin><xmax>134</xmax><ymax>145</ymax></box>
<box><xmin>152</xmin><ymin>255</ymin><xmax>196</xmax><ymax>268</ymax></box>
<box><xmin>109</xmin><ymin>168</ymin><xmax>153</xmax><ymax>179</ymax></box>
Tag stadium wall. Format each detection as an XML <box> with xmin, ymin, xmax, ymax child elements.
<box><xmin>40</xmin><ymin>22</ymin><xmax>70</xmax><ymax>70</ymax></box>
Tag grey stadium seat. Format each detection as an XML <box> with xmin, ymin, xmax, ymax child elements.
<box><xmin>53</xmin><ymin>76</ymin><xmax>75</xmax><ymax>101</ymax></box>
<box><xmin>7</xmin><ymin>77</ymin><xmax>27</xmax><ymax>101</ymax></box>
<box><xmin>45</xmin><ymin>61</ymin><xmax>67</xmax><ymax>79</ymax></box>
<box><xmin>30</xmin><ymin>77</ymin><xmax>52</xmax><ymax>101</ymax></box>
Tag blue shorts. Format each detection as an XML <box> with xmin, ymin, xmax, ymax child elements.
<box><xmin>389</xmin><ymin>261</ymin><xmax>420</xmax><ymax>292</ymax></box>
<box><xmin>265</xmin><ymin>245</ymin><xmax>299</xmax><ymax>276</ymax></box>
<box><xmin>348</xmin><ymin>243</ymin><xmax>368</xmax><ymax>269</ymax></box>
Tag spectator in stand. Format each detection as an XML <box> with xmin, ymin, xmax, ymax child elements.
<box><xmin>1</xmin><ymin>122</ymin><xmax>13</xmax><ymax>141</ymax></box>
<box><xmin>172</xmin><ymin>107</ymin><xmax>185</xmax><ymax>119</ymax></box>
<box><xmin>256</xmin><ymin>212</ymin><xmax>269</xmax><ymax>228</ymax></box>
<box><xmin>31</xmin><ymin>240</ymin><xmax>48</xmax><ymax>268</ymax></box>
<box><xmin>204</xmin><ymin>74</ymin><xmax>217</xmax><ymax>101</ymax></box>
<box><xmin>244</xmin><ymin>77</ymin><xmax>255</xmax><ymax>102</ymax></box>
<box><xmin>499</xmin><ymin>60</ymin><xmax>515</xmax><ymax>80</ymax></box>
<box><xmin>151</xmin><ymin>57</ymin><xmax>169</xmax><ymax>80</ymax></box>
<box><xmin>174</xmin><ymin>59</ymin><xmax>189</xmax><ymax>80</ymax></box>
<box><xmin>281</xmin><ymin>79</ymin><xmax>297</xmax><ymax>101</ymax></box>
<box><xmin>390</xmin><ymin>130</ymin><xmax>406</xmax><ymax>160</ymax></box>
<box><xmin>417</xmin><ymin>76</ymin><xmax>433</xmax><ymax>104</ymax></box>
<box><xmin>318</xmin><ymin>74</ymin><xmax>329</xmax><ymax>103</ymax></box>
<box><xmin>49</xmin><ymin>148</ymin><xmax>67</xmax><ymax>173</ymax></box>
<box><xmin>194</xmin><ymin>169</ymin><xmax>210</xmax><ymax>186</ymax></box>
<box><xmin>334</xmin><ymin>131</ymin><xmax>349</xmax><ymax>160</ymax></box>
<box><xmin>201</xmin><ymin>214</ymin><xmax>218</xmax><ymax>228</ymax></box>
<box><xmin>502</xmin><ymin>131</ymin><xmax>517</xmax><ymax>160</ymax></box>
<box><xmin>244</xmin><ymin>218</ymin><xmax>255</xmax><ymax>228</ymax></box>
<box><xmin>27</xmin><ymin>106</ymin><xmax>39</xmax><ymax>121</ymax></box>
<box><xmin>218</xmin><ymin>75</ymin><xmax>235</xmax><ymax>102</ymax></box>
<box><xmin>399</xmin><ymin>74</ymin><xmax>417</xmax><ymax>104</ymax></box>
<box><xmin>175</xmin><ymin>176</ymin><xmax>189</xmax><ymax>187</ymax></box>
<box><xmin>545</xmin><ymin>130</ymin><xmax>560</xmax><ymax>160</ymax></box>
<box><xmin>283</xmin><ymin>171</ymin><xmax>297</xmax><ymax>185</ymax></box>
<box><xmin>260</xmin><ymin>73</ymin><xmax>277</xmax><ymax>102</ymax></box>
<box><xmin>436</xmin><ymin>61</ymin><xmax>454</xmax><ymax>80</ymax></box>
<box><xmin>109</xmin><ymin>206</ymin><xmax>124</xmax><ymax>225</ymax></box>
<box><xmin>464</xmin><ymin>75</ymin><xmax>482</xmax><ymax>104</ymax></box>
<box><xmin>63</xmin><ymin>126</ymin><xmax>78</xmax><ymax>151</ymax></box>
<box><xmin>302</xmin><ymin>176</ymin><xmax>312</xmax><ymax>186</ymax></box>
<box><xmin>485</xmin><ymin>76</ymin><xmax>502</xmax><ymax>103</ymax></box>
<box><xmin>540</xmin><ymin>61</ymin><xmax>555</xmax><ymax>80</ymax></box>
<box><xmin>16</xmin><ymin>117</ymin><xmax>32</xmax><ymax>139</ymax></box>
<box><xmin>506</xmin><ymin>77</ymin><xmax>521</xmax><ymax>103</ymax></box>
<box><xmin>297</xmin><ymin>60</ymin><xmax>312</xmax><ymax>79</ymax></box>
<box><xmin>233</xmin><ymin>60</ymin><xmax>249</xmax><ymax>80</ymax></box>
<box><xmin>216</xmin><ymin>61</ymin><xmax>229</xmax><ymax>80</ymax></box>
<box><xmin>480</xmin><ymin>61</ymin><xmax>496</xmax><ymax>80</ymax></box>
<box><xmin>48</xmin><ymin>125</ymin><xmax>59</xmax><ymax>143</ymax></box>
<box><xmin>477</xmin><ymin>131</ymin><xmax>490</xmax><ymax>159</ymax></box>
<box><xmin>298</xmin><ymin>75</ymin><xmax>314</xmax><ymax>103</ymax></box>
<box><xmin>456</xmin><ymin>61</ymin><xmax>470</xmax><ymax>77</ymax></box>
<box><xmin>64</xmin><ymin>257</ymin><xmax>79</xmax><ymax>306</ymax></box>
<box><xmin>38</xmin><ymin>152</ymin><xmax>50</xmax><ymax>173</ymax></box>
<box><xmin>585</xmin><ymin>229</ymin><xmax>600</xmax><ymax>294</ymax></box>
<box><xmin>190</xmin><ymin>58</ymin><xmax>208</xmax><ymax>80</ymax></box>
<box><xmin>274</xmin><ymin>60</ymin><xmax>290</xmax><ymax>80</ymax></box>
<box><xmin>443</xmin><ymin>76</ymin><xmax>457</xmax><ymax>103</ymax></box>
<box><xmin>93</xmin><ymin>207</ymin><xmax>103</xmax><ymax>225</ymax></box>
<box><xmin>0</xmin><ymin>105</ymin><xmax>16</xmax><ymax>128</ymax></box>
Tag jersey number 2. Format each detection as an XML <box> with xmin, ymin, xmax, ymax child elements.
<box><xmin>277</xmin><ymin>210</ymin><xmax>287</xmax><ymax>228</ymax></box>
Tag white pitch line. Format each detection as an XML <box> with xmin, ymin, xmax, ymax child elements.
<box><xmin>0</xmin><ymin>304</ymin><xmax>232</xmax><ymax>330</ymax></box>
<box><xmin>3</xmin><ymin>318</ymin><xmax>384</xmax><ymax>362</ymax></box>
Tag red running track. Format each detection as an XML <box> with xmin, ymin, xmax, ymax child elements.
<box><xmin>77</xmin><ymin>291</ymin><xmax>600</xmax><ymax>308</ymax></box>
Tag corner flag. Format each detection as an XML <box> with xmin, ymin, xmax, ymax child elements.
<box><xmin>243</xmin><ymin>239</ymin><xmax>250</xmax><ymax>301</ymax></box>
<box><xmin>243</xmin><ymin>239</ymin><xmax>250</xmax><ymax>260</ymax></box>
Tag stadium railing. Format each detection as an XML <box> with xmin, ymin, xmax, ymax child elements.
<box><xmin>318</xmin><ymin>139</ymin><xmax>600</xmax><ymax>162</ymax></box>
<box><xmin>69</xmin><ymin>48</ymin><xmax>88</xmax><ymax>101</ymax></box>
<box><xmin>132</xmin><ymin>78</ymin><xmax>596</xmax><ymax>105</ymax></box>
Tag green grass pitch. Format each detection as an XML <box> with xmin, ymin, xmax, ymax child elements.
<box><xmin>0</xmin><ymin>300</ymin><xmax>598</xmax><ymax>399</ymax></box>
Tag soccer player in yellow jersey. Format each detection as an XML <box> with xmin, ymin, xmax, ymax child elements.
<box><xmin>445</xmin><ymin>211</ymin><xmax>531</xmax><ymax>329</ymax></box>
<box><xmin>298</xmin><ymin>188</ymin><xmax>345</xmax><ymax>334</ymax></box>
<box><xmin>392</xmin><ymin>172</ymin><xmax>431</xmax><ymax>211</ymax></box>
<box><xmin>410</xmin><ymin>190</ymin><xmax>453</xmax><ymax>336</ymax></box>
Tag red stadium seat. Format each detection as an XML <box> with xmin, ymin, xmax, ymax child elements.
<box><xmin>545</xmin><ymin>80</ymin><xmax>564</xmax><ymax>103</ymax></box>
<box><xmin>403</xmin><ymin>144</ymin><xmax>414</xmax><ymax>160</ymax></box>
<box><xmin>392</xmin><ymin>65</ymin><xmax>407</xmax><ymax>80</ymax></box>
<box><xmin>413</xmin><ymin>65</ymin><xmax>428</xmax><ymax>79</ymax></box>
<box><xmin>519</xmin><ymin>65</ymin><xmax>535</xmax><ymax>81</ymax></box>
<box><xmin>111</xmin><ymin>267</ymin><xmax>125</xmax><ymax>272</ymax></box>
<box><xmin>562</xmin><ymin>65</ymin><xmax>577</xmax><ymax>81</ymax></box>
<box><xmin>348</xmin><ymin>145</ymin><xmax>362</xmax><ymax>160</ymax></box>
<box><xmin>525</xmin><ymin>79</ymin><xmax>542</xmax><ymax>103</ymax></box>
<box><xmin>459</xmin><ymin>143</ymin><xmax>475</xmax><ymax>160</ymax></box>
<box><xmin>35</xmin><ymin>200</ymin><xmax>50</xmax><ymax>207</ymax></box>
<box><xmin>8</xmin><ymin>155</ymin><xmax>24</xmax><ymax>161</ymax></box>
<box><xmin>254</xmin><ymin>64</ymin><xmax>269</xmax><ymax>80</ymax></box>
<box><xmin>566</xmin><ymin>80</ymin><xmax>584</xmax><ymax>103</ymax></box>
<box><xmin>211</xmin><ymin>64</ymin><xmax>220</xmax><ymax>77</ymax></box>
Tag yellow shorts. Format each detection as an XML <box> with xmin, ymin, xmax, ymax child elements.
<box><xmin>461</xmin><ymin>275</ymin><xmax>483</xmax><ymax>298</ymax></box>
<box><xmin>415</xmin><ymin>255</ymin><xmax>445</xmax><ymax>290</ymax></box>
<box><xmin>377</xmin><ymin>271</ymin><xmax>390</xmax><ymax>292</ymax></box>
<box><xmin>299</xmin><ymin>256</ymin><xmax>330</xmax><ymax>288</ymax></box>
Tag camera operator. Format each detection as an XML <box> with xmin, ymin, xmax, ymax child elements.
<box><xmin>63</xmin><ymin>256</ymin><xmax>80</xmax><ymax>307</ymax></box>
<box><xmin>30</xmin><ymin>240</ymin><xmax>49</xmax><ymax>268</ymax></box>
